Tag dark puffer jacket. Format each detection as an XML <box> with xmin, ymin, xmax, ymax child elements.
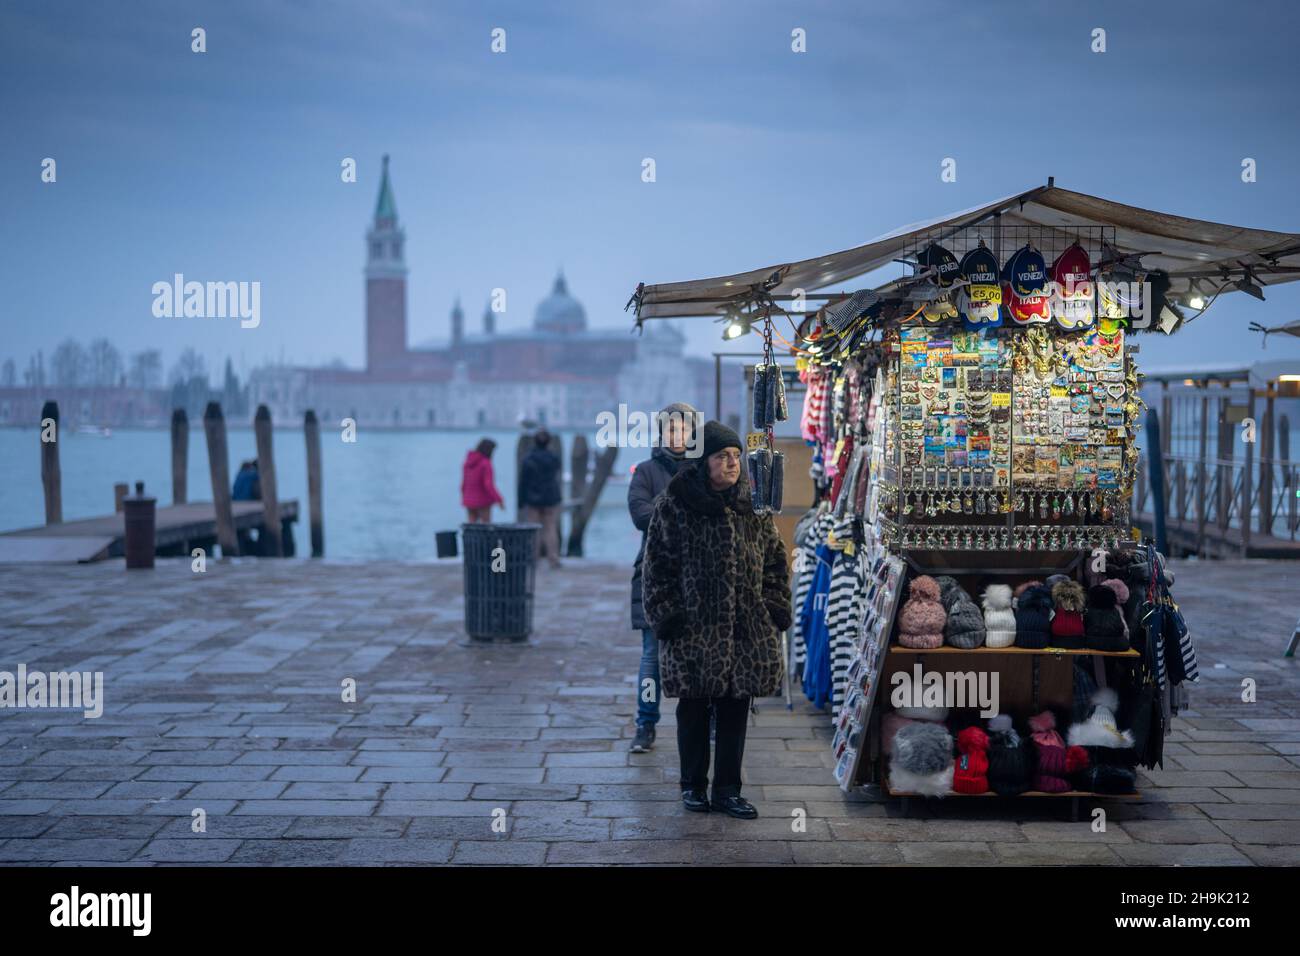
<box><xmin>628</xmin><ymin>447</ymin><xmax>687</xmax><ymax>630</ymax></box>
<box><xmin>641</xmin><ymin>461</ymin><xmax>791</xmax><ymax>700</ymax></box>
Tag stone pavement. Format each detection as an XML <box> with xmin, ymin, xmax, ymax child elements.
<box><xmin>0</xmin><ymin>558</ymin><xmax>1296</xmax><ymax>866</ymax></box>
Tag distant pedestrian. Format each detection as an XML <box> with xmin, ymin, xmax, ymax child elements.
<box><xmin>461</xmin><ymin>438</ymin><xmax>505</xmax><ymax>523</ymax></box>
<box><xmin>232</xmin><ymin>459</ymin><xmax>263</xmax><ymax>554</ymax></box>
<box><xmin>642</xmin><ymin>420</ymin><xmax>791</xmax><ymax>819</ymax></box>
<box><xmin>519</xmin><ymin>429</ymin><xmax>563</xmax><ymax>568</ymax></box>
<box><xmin>627</xmin><ymin>402</ymin><xmax>699</xmax><ymax>754</ymax></box>
<box><xmin>232</xmin><ymin>459</ymin><xmax>261</xmax><ymax>501</ymax></box>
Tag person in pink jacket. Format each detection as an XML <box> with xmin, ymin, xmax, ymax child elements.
<box><xmin>461</xmin><ymin>438</ymin><xmax>505</xmax><ymax>523</ymax></box>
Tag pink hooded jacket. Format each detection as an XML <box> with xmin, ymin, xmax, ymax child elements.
<box><xmin>461</xmin><ymin>451</ymin><xmax>505</xmax><ymax>509</ymax></box>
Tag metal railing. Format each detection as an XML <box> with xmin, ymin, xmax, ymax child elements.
<box><xmin>1134</xmin><ymin>451</ymin><xmax>1300</xmax><ymax>550</ymax></box>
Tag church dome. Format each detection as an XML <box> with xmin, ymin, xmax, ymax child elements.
<box><xmin>533</xmin><ymin>272</ymin><xmax>587</xmax><ymax>333</ymax></box>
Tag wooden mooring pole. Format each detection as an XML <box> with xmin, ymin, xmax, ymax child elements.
<box><xmin>171</xmin><ymin>408</ymin><xmax>188</xmax><ymax>504</ymax></box>
<box><xmin>304</xmin><ymin>410</ymin><xmax>324</xmax><ymax>557</ymax></box>
<box><xmin>254</xmin><ymin>404</ymin><xmax>284</xmax><ymax>557</ymax></box>
<box><xmin>567</xmin><ymin>445</ymin><xmax>617</xmax><ymax>557</ymax></box>
<box><xmin>203</xmin><ymin>401</ymin><xmax>239</xmax><ymax>558</ymax></box>
<box><xmin>40</xmin><ymin>400</ymin><xmax>61</xmax><ymax>524</ymax></box>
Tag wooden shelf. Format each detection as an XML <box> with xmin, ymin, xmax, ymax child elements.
<box><xmin>885</xmin><ymin>787</ymin><xmax>1141</xmax><ymax>799</ymax></box>
<box><xmin>889</xmin><ymin>645</ymin><xmax>1139</xmax><ymax>658</ymax></box>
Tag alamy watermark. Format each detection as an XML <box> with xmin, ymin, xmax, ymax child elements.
<box><xmin>595</xmin><ymin>405</ymin><xmax>703</xmax><ymax>457</ymax></box>
<box><xmin>890</xmin><ymin>663</ymin><xmax>999</xmax><ymax>718</ymax></box>
<box><xmin>152</xmin><ymin>273</ymin><xmax>261</xmax><ymax>328</ymax></box>
<box><xmin>0</xmin><ymin>664</ymin><xmax>103</xmax><ymax>718</ymax></box>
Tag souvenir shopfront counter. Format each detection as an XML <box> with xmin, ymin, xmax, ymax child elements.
<box><xmin>792</xmin><ymin>230</ymin><xmax>1198</xmax><ymax>814</ymax></box>
<box><xmin>623</xmin><ymin>185</ymin><xmax>1282</xmax><ymax>815</ymax></box>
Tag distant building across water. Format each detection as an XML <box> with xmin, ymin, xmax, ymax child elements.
<box><xmin>248</xmin><ymin>155</ymin><xmax>711</xmax><ymax>430</ymax></box>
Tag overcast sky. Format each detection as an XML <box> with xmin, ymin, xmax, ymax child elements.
<box><xmin>3</xmin><ymin>0</ymin><xmax>1299</xmax><ymax>380</ymax></box>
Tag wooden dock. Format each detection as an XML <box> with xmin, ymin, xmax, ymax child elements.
<box><xmin>1133</xmin><ymin>510</ymin><xmax>1300</xmax><ymax>560</ymax></box>
<box><xmin>0</xmin><ymin>500</ymin><xmax>298</xmax><ymax>564</ymax></box>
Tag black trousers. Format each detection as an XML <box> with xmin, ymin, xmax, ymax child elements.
<box><xmin>676</xmin><ymin>696</ymin><xmax>751</xmax><ymax>799</ymax></box>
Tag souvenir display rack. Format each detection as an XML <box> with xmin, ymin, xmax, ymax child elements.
<box><xmin>785</xmin><ymin>222</ymin><xmax>1194</xmax><ymax>814</ymax></box>
<box><xmin>873</xmin><ymin>320</ymin><xmax>1139</xmax><ymax>564</ymax></box>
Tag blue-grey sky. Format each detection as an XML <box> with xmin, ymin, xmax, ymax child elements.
<box><xmin>3</xmin><ymin>0</ymin><xmax>1299</xmax><ymax>379</ymax></box>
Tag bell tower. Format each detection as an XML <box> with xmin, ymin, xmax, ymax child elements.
<box><xmin>365</xmin><ymin>155</ymin><xmax>408</xmax><ymax>374</ymax></box>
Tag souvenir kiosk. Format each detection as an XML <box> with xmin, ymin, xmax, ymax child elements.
<box><xmin>629</xmin><ymin>183</ymin><xmax>1297</xmax><ymax>815</ymax></box>
<box><xmin>812</xmin><ymin>225</ymin><xmax>1159</xmax><ymax>814</ymax></box>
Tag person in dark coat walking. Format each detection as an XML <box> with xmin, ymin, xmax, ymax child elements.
<box><xmin>519</xmin><ymin>429</ymin><xmax>563</xmax><ymax>568</ymax></box>
<box><xmin>627</xmin><ymin>402</ymin><xmax>699</xmax><ymax>753</ymax></box>
<box><xmin>642</xmin><ymin>420</ymin><xmax>792</xmax><ymax>819</ymax></box>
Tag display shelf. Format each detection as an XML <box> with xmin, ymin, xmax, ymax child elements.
<box><xmin>888</xmin><ymin>645</ymin><xmax>1139</xmax><ymax>658</ymax></box>
<box><xmin>884</xmin><ymin>786</ymin><xmax>1141</xmax><ymax>799</ymax></box>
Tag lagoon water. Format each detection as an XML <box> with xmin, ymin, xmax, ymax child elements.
<box><xmin>0</xmin><ymin>427</ymin><xmax>643</xmax><ymax>564</ymax></box>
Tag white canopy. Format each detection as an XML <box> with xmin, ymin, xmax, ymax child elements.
<box><xmin>632</xmin><ymin>183</ymin><xmax>1300</xmax><ymax>321</ymax></box>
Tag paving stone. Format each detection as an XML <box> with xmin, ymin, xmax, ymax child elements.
<box><xmin>157</xmin><ymin>816</ymin><xmax>294</xmax><ymax>839</ymax></box>
<box><xmin>1112</xmin><ymin>843</ymin><xmax>1253</xmax><ymax>866</ymax></box>
<box><xmin>267</xmin><ymin>766</ymin><xmax>365</xmax><ymax>782</ymax></box>
<box><xmin>341</xmin><ymin>839</ymin><xmax>454</xmax><ymax>864</ymax></box>
<box><xmin>135</xmin><ymin>839</ymin><xmax>242</xmax><ymax>862</ymax></box>
<box><xmin>547</xmin><ymin>840</ymin><xmax>694</xmax><ymax>865</ymax></box>
<box><xmin>283</xmin><ymin>817</ymin><xmax>408</xmax><ymax>839</ymax></box>
<box><xmin>0</xmin><ymin>838</ymin><xmax>149</xmax><ymax>862</ymax></box>
<box><xmin>1211</xmin><ymin>820</ymin><xmax>1300</xmax><ymax>844</ymax></box>
<box><xmin>1240</xmin><ymin>846</ymin><xmax>1300</xmax><ymax>865</ymax></box>
<box><xmin>234</xmin><ymin>750</ymin><xmax>355</xmax><ymax>766</ymax></box>
<box><xmin>0</xmin><ymin>816</ymin><xmax>58</xmax><ymax>838</ymax></box>
<box><xmin>1201</xmin><ymin>803</ymin><xmax>1300</xmax><ymax>820</ymax></box>
<box><xmin>406</xmin><ymin>817</ymin><xmax>510</xmax><ymax>840</ymax></box>
<box><xmin>897</xmin><ymin>842</ymin><xmax>998</xmax><ymax>865</ymax></box>
<box><xmin>790</xmin><ymin>841</ymin><xmax>903</xmax><ymax>864</ymax></box>
<box><xmin>43</xmin><ymin>816</ymin><xmax>169</xmax><ymax>837</ymax></box>
<box><xmin>508</xmin><ymin>817</ymin><xmax>612</xmax><ymax>842</ymax></box>
<box><xmin>991</xmin><ymin>842</ymin><xmax>1123</xmax><ymax>865</ymax></box>
<box><xmin>233</xmin><ymin>800</ymin><xmax>377</xmax><ymax>816</ymax></box>
<box><xmin>227</xmin><ymin>839</ymin><xmax>347</xmax><ymax>865</ymax></box>
<box><xmin>452</xmin><ymin>841</ymin><xmax>547</xmax><ymax>865</ymax></box>
<box><xmin>187</xmin><ymin>782</ymin><xmax>288</xmax><ymax>800</ymax></box>
<box><xmin>281</xmin><ymin>782</ymin><xmax>386</xmax><ymax>800</ymax></box>
<box><xmin>470</xmin><ymin>783</ymin><xmax>580</xmax><ymax>801</ymax></box>
<box><xmin>693</xmin><ymin>840</ymin><xmax>796</xmax><ymax>864</ymax></box>
<box><xmin>1120</xmin><ymin>820</ymin><xmax>1234</xmax><ymax>844</ymax></box>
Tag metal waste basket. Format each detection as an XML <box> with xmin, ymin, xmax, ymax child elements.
<box><xmin>123</xmin><ymin>480</ymin><xmax>156</xmax><ymax>570</ymax></box>
<box><xmin>461</xmin><ymin>522</ymin><xmax>540</xmax><ymax>641</ymax></box>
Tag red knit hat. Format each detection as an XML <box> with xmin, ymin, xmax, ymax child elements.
<box><xmin>952</xmin><ymin>726</ymin><xmax>990</xmax><ymax>794</ymax></box>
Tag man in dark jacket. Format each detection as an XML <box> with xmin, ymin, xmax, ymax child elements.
<box><xmin>520</xmin><ymin>430</ymin><xmax>563</xmax><ymax>568</ymax></box>
<box><xmin>627</xmin><ymin>402</ymin><xmax>699</xmax><ymax>753</ymax></box>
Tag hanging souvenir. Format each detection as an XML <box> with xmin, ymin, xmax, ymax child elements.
<box><xmin>1051</xmin><ymin>243</ymin><xmax>1095</xmax><ymax>330</ymax></box>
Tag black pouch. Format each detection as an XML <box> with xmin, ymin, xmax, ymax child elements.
<box><xmin>752</xmin><ymin>364</ymin><xmax>771</xmax><ymax>429</ymax></box>
<box><xmin>769</xmin><ymin>451</ymin><xmax>784</xmax><ymax>513</ymax></box>
<box><xmin>747</xmin><ymin>447</ymin><xmax>772</xmax><ymax>512</ymax></box>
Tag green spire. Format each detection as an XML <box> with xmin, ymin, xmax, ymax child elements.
<box><xmin>375</xmin><ymin>154</ymin><xmax>397</xmax><ymax>221</ymax></box>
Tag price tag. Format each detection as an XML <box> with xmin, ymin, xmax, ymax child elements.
<box><xmin>991</xmin><ymin>392</ymin><xmax>1011</xmax><ymax>407</ymax></box>
<box><xmin>746</xmin><ymin>431</ymin><xmax>766</xmax><ymax>450</ymax></box>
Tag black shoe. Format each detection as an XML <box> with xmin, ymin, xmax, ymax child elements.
<box><xmin>630</xmin><ymin>726</ymin><xmax>655</xmax><ymax>753</ymax></box>
<box><xmin>681</xmin><ymin>789</ymin><xmax>710</xmax><ymax>813</ymax></box>
<box><xmin>710</xmin><ymin>795</ymin><xmax>758</xmax><ymax>819</ymax></box>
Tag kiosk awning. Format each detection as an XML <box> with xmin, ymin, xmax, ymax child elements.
<box><xmin>631</xmin><ymin>182</ymin><xmax>1300</xmax><ymax>321</ymax></box>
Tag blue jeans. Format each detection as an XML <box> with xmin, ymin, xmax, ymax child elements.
<box><xmin>637</xmin><ymin>628</ymin><xmax>661</xmax><ymax>729</ymax></box>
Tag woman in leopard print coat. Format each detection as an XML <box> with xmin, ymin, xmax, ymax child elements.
<box><xmin>641</xmin><ymin>422</ymin><xmax>791</xmax><ymax>817</ymax></box>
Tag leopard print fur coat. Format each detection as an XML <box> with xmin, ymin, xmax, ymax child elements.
<box><xmin>641</xmin><ymin>461</ymin><xmax>792</xmax><ymax>700</ymax></box>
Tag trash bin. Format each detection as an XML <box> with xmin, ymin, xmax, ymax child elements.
<box><xmin>123</xmin><ymin>480</ymin><xmax>156</xmax><ymax>570</ymax></box>
<box><xmin>435</xmin><ymin>530</ymin><xmax>459</xmax><ymax>559</ymax></box>
<box><xmin>461</xmin><ymin>522</ymin><xmax>540</xmax><ymax>641</ymax></box>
